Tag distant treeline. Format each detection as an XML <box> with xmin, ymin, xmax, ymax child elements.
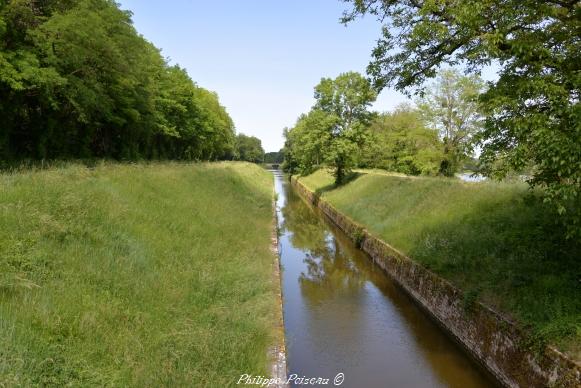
<box><xmin>0</xmin><ymin>0</ymin><xmax>235</xmax><ymax>161</ymax></box>
<box><xmin>264</xmin><ymin>150</ymin><xmax>283</xmax><ymax>164</ymax></box>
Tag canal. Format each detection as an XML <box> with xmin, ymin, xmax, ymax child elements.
<box><xmin>273</xmin><ymin>171</ymin><xmax>497</xmax><ymax>388</ymax></box>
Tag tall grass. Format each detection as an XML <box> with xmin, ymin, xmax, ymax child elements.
<box><xmin>299</xmin><ymin>169</ymin><xmax>580</xmax><ymax>357</ymax></box>
<box><xmin>0</xmin><ymin>162</ymin><xmax>277</xmax><ymax>386</ymax></box>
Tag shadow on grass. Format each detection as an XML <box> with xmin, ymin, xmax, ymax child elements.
<box><xmin>310</xmin><ymin>172</ymin><xmax>364</xmax><ymax>207</ymax></box>
<box><xmin>314</xmin><ymin>171</ymin><xmax>364</xmax><ymax>196</ymax></box>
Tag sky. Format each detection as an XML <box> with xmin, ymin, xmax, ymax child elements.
<box><xmin>117</xmin><ymin>0</ymin><xmax>411</xmax><ymax>152</ymax></box>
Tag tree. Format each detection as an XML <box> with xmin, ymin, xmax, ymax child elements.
<box><xmin>281</xmin><ymin>128</ymin><xmax>297</xmax><ymax>174</ymax></box>
<box><xmin>234</xmin><ymin>134</ymin><xmax>265</xmax><ymax>163</ymax></box>
<box><xmin>361</xmin><ymin>104</ymin><xmax>444</xmax><ymax>175</ymax></box>
<box><xmin>305</xmin><ymin>72</ymin><xmax>377</xmax><ymax>184</ymax></box>
<box><xmin>284</xmin><ymin>110</ymin><xmax>335</xmax><ymax>174</ymax></box>
<box><xmin>264</xmin><ymin>150</ymin><xmax>284</xmax><ymax>164</ymax></box>
<box><xmin>190</xmin><ymin>87</ymin><xmax>236</xmax><ymax>160</ymax></box>
<box><xmin>0</xmin><ymin>0</ymin><xmax>235</xmax><ymax>162</ymax></box>
<box><xmin>342</xmin><ymin>0</ymin><xmax>581</xmax><ymax>237</ymax></box>
<box><xmin>417</xmin><ymin>70</ymin><xmax>485</xmax><ymax>176</ymax></box>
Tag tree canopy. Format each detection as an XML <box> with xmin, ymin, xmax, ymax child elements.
<box><xmin>361</xmin><ymin>104</ymin><xmax>444</xmax><ymax>175</ymax></box>
<box><xmin>342</xmin><ymin>0</ymin><xmax>580</xmax><ymax>237</ymax></box>
<box><xmin>0</xmin><ymin>0</ymin><xmax>235</xmax><ymax>161</ymax></box>
<box><xmin>417</xmin><ymin>69</ymin><xmax>485</xmax><ymax>175</ymax></box>
<box><xmin>284</xmin><ymin>72</ymin><xmax>377</xmax><ymax>184</ymax></box>
<box><xmin>234</xmin><ymin>133</ymin><xmax>265</xmax><ymax>163</ymax></box>
<box><xmin>264</xmin><ymin>150</ymin><xmax>284</xmax><ymax>164</ymax></box>
<box><xmin>283</xmin><ymin>71</ymin><xmax>481</xmax><ymax>179</ymax></box>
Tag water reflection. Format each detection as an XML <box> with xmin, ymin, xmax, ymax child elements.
<box><xmin>274</xmin><ymin>171</ymin><xmax>497</xmax><ymax>388</ymax></box>
<box><xmin>299</xmin><ymin>240</ymin><xmax>365</xmax><ymax>306</ymax></box>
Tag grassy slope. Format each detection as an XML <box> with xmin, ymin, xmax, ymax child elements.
<box><xmin>0</xmin><ymin>162</ymin><xmax>277</xmax><ymax>386</ymax></box>
<box><xmin>299</xmin><ymin>169</ymin><xmax>580</xmax><ymax>357</ymax></box>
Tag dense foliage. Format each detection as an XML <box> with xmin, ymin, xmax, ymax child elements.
<box><xmin>342</xmin><ymin>0</ymin><xmax>580</xmax><ymax>237</ymax></box>
<box><xmin>234</xmin><ymin>133</ymin><xmax>265</xmax><ymax>163</ymax></box>
<box><xmin>284</xmin><ymin>70</ymin><xmax>483</xmax><ymax>179</ymax></box>
<box><xmin>264</xmin><ymin>150</ymin><xmax>284</xmax><ymax>164</ymax></box>
<box><xmin>361</xmin><ymin>104</ymin><xmax>444</xmax><ymax>175</ymax></box>
<box><xmin>0</xmin><ymin>0</ymin><xmax>235</xmax><ymax>161</ymax></box>
<box><xmin>283</xmin><ymin>72</ymin><xmax>377</xmax><ymax>183</ymax></box>
<box><xmin>417</xmin><ymin>70</ymin><xmax>485</xmax><ymax>176</ymax></box>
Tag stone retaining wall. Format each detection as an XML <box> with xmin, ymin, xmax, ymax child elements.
<box><xmin>292</xmin><ymin>177</ymin><xmax>580</xmax><ymax>388</ymax></box>
<box><xmin>269</xmin><ymin>190</ymin><xmax>288</xmax><ymax>387</ymax></box>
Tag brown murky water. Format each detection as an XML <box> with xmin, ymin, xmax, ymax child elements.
<box><xmin>273</xmin><ymin>171</ymin><xmax>498</xmax><ymax>388</ymax></box>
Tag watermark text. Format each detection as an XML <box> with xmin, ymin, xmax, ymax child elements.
<box><xmin>237</xmin><ymin>372</ymin><xmax>344</xmax><ymax>386</ymax></box>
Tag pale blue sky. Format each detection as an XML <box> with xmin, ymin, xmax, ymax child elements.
<box><xmin>118</xmin><ymin>0</ymin><xmax>412</xmax><ymax>151</ymax></box>
<box><xmin>118</xmin><ymin>1</ymin><xmax>500</xmax><ymax>151</ymax></box>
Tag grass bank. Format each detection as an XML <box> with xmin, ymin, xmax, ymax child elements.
<box><xmin>0</xmin><ymin>162</ymin><xmax>278</xmax><ymax>386</ymax></box>
<box><xmin>298</xmin><ymin>169</ymin><xmax>580</xmax><ymax>357</ymax></box>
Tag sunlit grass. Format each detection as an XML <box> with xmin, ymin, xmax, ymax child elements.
<box><xmin>0</xmin><ymin>161</ymin><xmax>277</xmax><ymax>386</ymax></box>
<box><xmin>299</xmin><ymin>169</ymin><xmax>580</xmax><ymax>357</ymax></box>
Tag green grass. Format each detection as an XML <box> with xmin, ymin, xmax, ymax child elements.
<box><xmin>0</xmin><ymin>161</ymin><xmax>278</xmax><ymax>386</ymax></box>
<box><xmin>299</xmin><ymin>169</ymin><xmax>581</xmax><ymax>358</ymax></box>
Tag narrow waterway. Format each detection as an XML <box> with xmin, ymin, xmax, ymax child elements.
<box><xmin>273</xmin><ymin>171</ymin><xmax>497</xmax><ymax>388</ymax></box>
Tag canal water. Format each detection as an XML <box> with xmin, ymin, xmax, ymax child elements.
<box><xmin>273</xmin><ymin>171</ymin><xmax>496</xmax><ymax>388</ymax></box>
